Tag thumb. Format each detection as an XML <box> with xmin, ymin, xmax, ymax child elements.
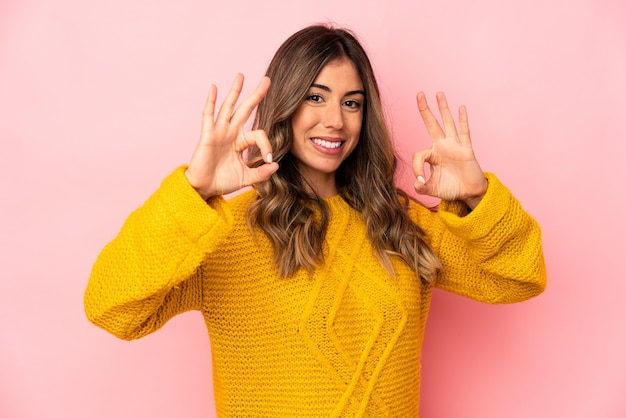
<box><xmin>245</xmin><ymin>162</ymin><xmax>279</xmax><ymax>186</ymax></box>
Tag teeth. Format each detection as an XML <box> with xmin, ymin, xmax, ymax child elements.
<box><xmin>312</xmin><ymin>138</ymin><xmax>342</xmax><ymax>149</ymax></box>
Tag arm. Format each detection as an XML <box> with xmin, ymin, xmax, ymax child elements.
<box><xmin>84</xmin><ymin>167</ymin><xmax>233</xmax><ymax>340</ymax></box>
<box><xmin>85</xmin><ymin>74</ymin><xmax>278</xmax><ymax>340</ymax></box>
<box><xmin>431</xmin><ymin>173</ymin><xmax>546</xmax><ymax>303</ymax></box>
<box><xmin>410</xmin><ymin>92</ymin><xmax>545</xmax><ymax>302</ymax></box>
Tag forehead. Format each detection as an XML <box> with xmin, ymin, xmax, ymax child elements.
<box><xmin>312</xmin><ymin>58</ymin><xmax>364</xmax><ymax>91</ymax></box>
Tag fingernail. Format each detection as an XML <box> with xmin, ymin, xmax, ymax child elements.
<box><xmin>266</xmin><ymin>153</ymin><xmax>273</xmax><ymax>163</ymax></box>
<box><xmin>417</xmin><ymin>175</ymin><xmax>426</xmax><ymax>184</ymax></box>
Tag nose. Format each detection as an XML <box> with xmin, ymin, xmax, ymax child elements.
<box><xmin>322</xmin><ymin>101</ymin><xmax>344</xmax><ymax>130</ymax></box>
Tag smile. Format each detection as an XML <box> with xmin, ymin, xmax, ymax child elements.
<box><xmin>311</xmin><ymin>137</ymin><xmax>343</xmax><ymax>149</ymax></box>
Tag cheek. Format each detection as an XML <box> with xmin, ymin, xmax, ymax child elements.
<box><xmin>291</xmin><ymin>106</ymin><xmax>317</xmax><ymax>135</ymax></box>
<box><xmin>290</xmin><ymin>114</ymin><xmax>302</xmax><ymax>135</ymax></box>
<box><xmin>349</xmin><ymin>114</ymin><xmax>363</xmax><ymax>138</ymax></box>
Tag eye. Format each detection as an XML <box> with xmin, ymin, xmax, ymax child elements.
<box><xmin>306</xmin><ymin>94</ymin><xmax>323</xmax><ymax>103</ymax></box>
<box><xmin>343</xmin><ymin>99</ymin><xmax>362</xmax><ymax>110</ymax></box>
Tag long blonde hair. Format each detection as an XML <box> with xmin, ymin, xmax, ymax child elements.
<box><xmin>247</xmin><ymin>24</ymin><xmax>441</xmax><ymax>283</ymax></box>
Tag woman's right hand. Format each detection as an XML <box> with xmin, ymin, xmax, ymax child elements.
<box><xmin>185</xmin><ymin>74</ymin><xmax>279</xmax><ymax>200</ymax></box>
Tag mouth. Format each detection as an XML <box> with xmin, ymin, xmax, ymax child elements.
<box><xmin>310</xmin><ymin>137</ymin><xmax>344</xmax><ymax>149</ymax></box>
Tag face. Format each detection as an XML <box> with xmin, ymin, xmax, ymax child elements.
<box><xmin>290</xmin><ymin>58</ymin><xmax>364</xmax><ymax>196</ymax></box>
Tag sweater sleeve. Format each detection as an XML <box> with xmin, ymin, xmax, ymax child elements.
<box><xmin>84</xmin><ymin>166</ymin><xmax>234</xmax><ymax>340</ymax></box>
<box><xmin>426</xmin><ymin>173</ymin><xmax>546</xmax><ymax>304</ymax></box>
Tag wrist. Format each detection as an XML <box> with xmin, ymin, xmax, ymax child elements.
<box><xmin>462</xmin><ymin>177</ymin><xmax>488</xmax><ymax>210</ymax></box>
<box><xmin>184</xmin><ymin>168</ymin><xmax>216</xmax><ymax>200</ymax></box>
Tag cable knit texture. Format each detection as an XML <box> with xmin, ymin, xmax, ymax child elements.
<box><xmin>85</xmin><ymin>166</ymin><xmax>546</xmax><ymax>417</ymax></box>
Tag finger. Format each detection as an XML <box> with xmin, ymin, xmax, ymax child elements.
<box><xmin>230</xmin><ymin>77</ymin><xmax>271</xmax><ymax>127</ymax></box>
<box><xmin>416</xmin><ymin>92</ymin><xmax>445</xmax><ymax>140</ymax></box>
<box><xmin>436</xmin><ymin>92</ymin><xmax>459</xmax><ymax>140</ymax></box>
<box><xmin>458</xmin><ymin>105</ymin><xmax>472</xmax><ymax>146</ymax></box>
<box><xmin>411</xmin><ymin>149</ymin><xmax>431</xmax><ymax>194</ymax></box>
<box><xmin>200</xmin><ymin>84</ymin><xmax>218</xmax><ymax>131</ymax></box>
<box><xmin>215</xmin><ymin>73</ymin><xmax>245</xmax><ymax>124</ymax></box>
<box><xmin>240</xmin><ymin>128</ymin><xmax>279</xmax><ymax>186</ymax></box>
<box><xmin>239</xmin><ymin>129</ymin><xmax>274</xmax><ymax>163</ymax></box>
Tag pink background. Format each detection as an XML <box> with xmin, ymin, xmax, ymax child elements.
<box><xmin>1</xmin><ymin>0</ymin><xmax>625</xmax><ymax>417</ymax></box>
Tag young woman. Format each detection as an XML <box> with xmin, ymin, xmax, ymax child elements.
<box><xmin>85</xmin><ymin>24</ymin><xmax>546</xmax><ymax>417</ymax></box>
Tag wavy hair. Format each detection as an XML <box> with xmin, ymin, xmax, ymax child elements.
<box><xmin>247</xmin><ymin>24</ymin><xmax>441</xmax><ymax>283</ymax></box>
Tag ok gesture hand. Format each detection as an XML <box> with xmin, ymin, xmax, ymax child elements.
<box><xmin>412</xmin><ymin>92</ymin><xmax>488</xmax><ymax>209</ymax></box>
<box><xmin>185</xmin><ymin>74</ymin><xmax>278</xmax><ymax>200</ymax></box>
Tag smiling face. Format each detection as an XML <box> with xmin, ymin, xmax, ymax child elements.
<box><xmin>290</xmin><ymin>58</ymin><xmax>364</xmax><ymax>197</ymax></box>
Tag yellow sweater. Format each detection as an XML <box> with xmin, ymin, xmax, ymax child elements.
<box><xmin>85</xmin><ymin>166</ymin><xmax>546</xmax><ymax>417</ymax></box>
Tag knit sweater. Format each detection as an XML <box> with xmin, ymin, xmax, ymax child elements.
<box><xmin>84</xmin><ymin>166</ymin><xmax>546</xmax><ymax>417</ymax></box>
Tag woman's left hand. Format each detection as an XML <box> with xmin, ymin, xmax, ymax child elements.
<box><xmin>412</xmin><ymin>91</ymin><xmax>488</xmax><ymax>209</ymax></box>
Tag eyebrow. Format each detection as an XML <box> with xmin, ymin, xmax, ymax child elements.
<box><xmin>311</xmin><ymin>83</ymin><xmax>365</xmax><ymax>97</ymax></box>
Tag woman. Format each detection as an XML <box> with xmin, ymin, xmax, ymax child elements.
<box><xmin>85</xmin><ymin>25</ymin><xmax>546</xmax><ymax>417</ymax></box>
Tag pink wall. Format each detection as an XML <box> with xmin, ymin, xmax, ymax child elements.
<box><xmin>1</xmin><ymin>0</ymin><xmax>625</xmax><ymax>416</ymax></box>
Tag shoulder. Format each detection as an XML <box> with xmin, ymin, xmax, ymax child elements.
<box><xmin>393</xmin><ymin>191</ymin><xmax>445</xmax><ymax>244</ymax></box>
<box><xmin>211</xmin><ymin>188</ymin><xmax>259</xmax><ymax>226</ymax></box>
<box><xmin>402</xmin><ymin>192</ymin><xmax>438</xmax><ymax>224</ymax></box>
<box><xmin>224</xmin><ymin>188</ymin><xmax>258</xmax><ymax>210</ymax></box>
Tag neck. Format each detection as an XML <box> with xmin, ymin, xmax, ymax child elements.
<box><xmin>304</xmin><ymin>179</ymin><xmax>338</xmax><ymax>198</ymax></box>
<box><xmin>299</xmin><ymin>170</ymin><xmax>338</xmax><ymax>198</ymax></box>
